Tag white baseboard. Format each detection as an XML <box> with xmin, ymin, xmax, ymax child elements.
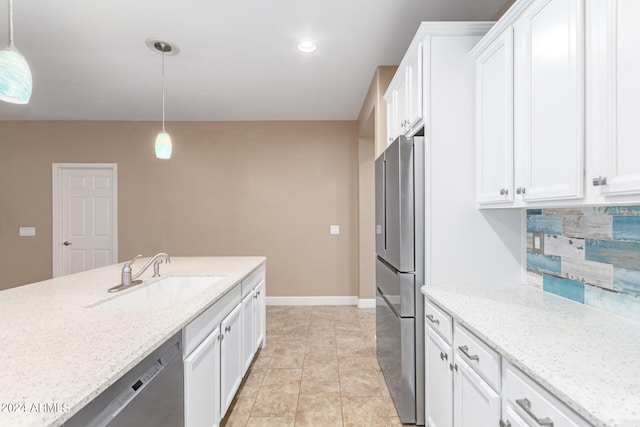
<box><xmin>266</xmin><ymin>296</ymin><xmax>359</xmax><ymax>306</ymax></box>
<box><xmin>357</xmin><ymin>299</ymin><xmax>376</xmax><ymax>309</ymax></box>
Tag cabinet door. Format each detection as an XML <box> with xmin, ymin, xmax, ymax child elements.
<box><xmin>220</xmin><ymin>304</ymin><xmax>242</xmax><ymax>417</ymax></box>
<box><xmin>475</xmin><ymin>27</ymin><xmax>514</xmax><ymax>205</ymax></box>
<box><xmin>396</xmin><ymin>80</ymin><xmax>408</xmax><ymax>136</ymax></box>
<box><xmin>406</xmin><ymin>45</ymin><xmax>423</xmax><ymax>130</ymax></box>
<box><xmin>425</xmin><ymin>327</ymin><xmax>453</xmax><ymax>427</ymax></box>
<box><xmin>514</xmin><ymin>0</ymin><xmax>584</xmax><ymax>202</ymax></box>
<box><xmin>254</xmin><ymin>280</ymin><xmax>265</xmax><ymax>349</ymax></box>
<box><xmin>241</xmin><ymin>291</ymin><xmax>255</xmax><ymax>376</ymax></box>
<box><xmin>591</xmin><ymin>0</ymin><xmax>640</xmax><ymax>197</ymax></box>
<box><xmin>453</xmin><ymin>355</ymin><xmax>500</xmax><ymax>427</ymax></box>
<box><xmin>184</xmin><ymin>328</ymin><xmax>220</xmax><ymax>427</ymax></box>
<box><xmin>386</xmin><ymin>92</ymin><xmax>397</xmax><ymax>147</ymax></box>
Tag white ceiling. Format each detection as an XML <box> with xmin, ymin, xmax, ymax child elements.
<box><xmin>0</xmin><ymin>0</ymin><xmax>505</xmax><ymax>121</ymax></box>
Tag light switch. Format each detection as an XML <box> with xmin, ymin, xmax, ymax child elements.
<box><xmin>532</xmin><ymin>231</ymin><xmax>544</xmax><ymax>254</ymax></box>
<box><xmin>330</xmin><ymin>225</ymin><xmax>340</xmax><ymax>235</ymax></box>
<box><xmin>20</xmin><ymin>227</ymin><xmax>36</xmax><ymax>237</ymax></box>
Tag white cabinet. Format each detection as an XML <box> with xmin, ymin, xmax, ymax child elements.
<box><xmin>253</xmin><ymin>280</ymin><xmax>265</xmax><ymax>350</ymax></box>
<box><xmin>425</xmin><ymin>327</ymin><xmax>453</xmax><ymax>427</ymax></box>
<box><xmin>241</xmin><ymin>291</ymin><xmax>255</xmax><ymax>375</ymax></box>
<box><xmin>587</xmin><ymin>0</ymin><xmax>640</xmax><ymax>202</ymax></box>
<box><xmin>183</xmin><ymin>263</ymin><xmax>266</xmax><ymax>427</ymax></box>
<box><xmin>184</xmin><ymin>327</ymin><xmax>220</xmax><ymax>427</ymax></box>
<box><xmin>220</xmin><ymin>303</ymin><xmax>242</xmax><ymax>417</ymax></box>
<box><xmin>452</xmin><ymin>324</ymin><xmax>501</xmax><ymax>427</ymax></box>
<box><xmin>474</xmin><ymin>28</ymin><xmax>514</xmax><ymax>205</ymax></box>
<box><xmin>473</xmin><ymin>0</ymin><xmax>585</xmax><ymax>207</ymax></box>
<box><xmin>513</xmin><ymin>0</ymin><xmax>584</xmax><ymax>203</ymax></box>
<box><xmin>384</xmin><ymin>40</ymin><xmax>423</xmax><ymax>144</ymax></box>
<box><xmin>453</xmin><ymin>354</ymin><xmax>501</xmax><ymax>427</ymax></box>
<box><xmin>502</xmin><ymin>362</ymin><xmax>590</xmax><ymax>427</ymax></box>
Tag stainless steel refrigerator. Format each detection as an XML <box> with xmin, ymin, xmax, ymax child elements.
<box><xmin>375</xmin><ymin>135</ymin><xmax>425</xmax><ymax>425</ymax></box>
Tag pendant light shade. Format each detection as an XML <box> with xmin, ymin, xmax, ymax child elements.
<box><xmin>0</xmin><ymin>0</ymin><xmax>32</xmax><ymax>104</ymax></box>
<box><xmin>155</xmin><ymin>130</ymin><xmax>172</xmax><ymax>159</ymax></box>
<box><xmin>147</xmin><ymin>39</ymin><xmax>179</xmax><ymax>159</ymax></box>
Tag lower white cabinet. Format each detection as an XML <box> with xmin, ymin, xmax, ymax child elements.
<box><xmin>220</xmin><ymin>304</ymin><xmax>243</xmax><ymax>417</ymax></box>
<box><xmin>425</xmin><ymin>327</ymin><xmax>453</xmax><ymax>427</ymax></box>
<box><xmin>502</xmin><ymin>362</ymin><xmax>590</xmax><ymax>427</ymax></box>
<box><xmin>183</xmin><ymin>264</ymin><xmax>266</xmax><ymax>427</ymax></box>
<box><xmin>241</xmin><ymin>292</ymin><xmax>255</xmax><ymax>375</ymax></box>
<box><xmin>253</xmin><ymin>280</ymin><xmax>265</xmax><ymax>350</ymax></box>
<box><xmin>184</xmin><ymin>327</ymin><xmax>220</xmax><ymax>427</ymax></box>
<box><xmin>453</xmin><ymin>354</ymin><xmax>501</xmax><ymax>427</ymax></box>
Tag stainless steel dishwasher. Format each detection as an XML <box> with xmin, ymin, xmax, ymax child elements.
<box><xmin>65</xmin><ymin>332</ymin><xmax>184</xmax><ymax>427</ymax></box>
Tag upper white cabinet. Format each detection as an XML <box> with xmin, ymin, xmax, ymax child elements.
<box><xmin>473</xmin><ymin>0</ymin><xmax>586</xmax><ymax>207</ymax></box>
<box><xmin>385</xmin><ymin>40</ymin><xmax>424</xmax><ymax>145</ymax></box>
<box><xmin>587</xmin><ymin>0</ymin><xmax>640</xmax><ymax>202</ymax></box>
<box><xmin>513</xmin><ymin>0</ymin><xmax>584</xmax><ymax>203</ymax></box>
<box><xmin>475</xmin><ymin>0</ymin><xmax>640</xmax><ymax>207</ymax></box>
<box><xmin>475</xmin><ymin>27</ymin><xmax>514</xmax><ymax>204</ymax></box>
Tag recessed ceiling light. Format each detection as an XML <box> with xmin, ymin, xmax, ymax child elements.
<box><xmin>297</xmin><ymin>40</ymin><xmax>317</xmax><ymax>53</ymax></box>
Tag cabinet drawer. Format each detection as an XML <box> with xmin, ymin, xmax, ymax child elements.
<box><xmin>453</xmin><ymin>323</ymin><xmax>501</xmax><ymax>392</ymax></box>
<box><xmin>241</xmin><ymin>264</ymin><xmax>265</xmax><ymax>297</ymax></box>
<box><xmin>503</xmin><ymin>362</ymin><xmax>590</xmax><ymax>427</ymax></box>
<box><xmin>184</xmin><ymin>284</ymin><xmax>241</xmax><ymax>356</ymax></box>
<box><xmin>424</xmin><ymin>298</ymin><xmax>453</xmax><ymax>344</ymax></box>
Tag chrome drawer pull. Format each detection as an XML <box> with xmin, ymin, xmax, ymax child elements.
<box><xmin>440</xmin><ymin>352</ymin><xmax>448</xmax><ymax>361</ymax></box>
<box><xmin>425</xmin><ymin>314</ymin><xmax>440</xmax><ymax>325</ymax></box>
<box><xmin>500</xmin><ymin>420</ymin><xmax>512</xmax><ymax>427</ymax></box>
<box><xmin>457</xmin><ymin>345</ymin><xmax>479</xmax><ymax>361</ymax></box>
<box><xmin>516</xmin><ymin>398</ymin><xmax>554</xmax><ymax>427</ymax></box>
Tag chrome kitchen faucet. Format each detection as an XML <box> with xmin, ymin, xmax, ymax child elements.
<box><xmin>108</xmin><ymin>253</ymin><xmax>171</xmax><ymax>293</ymax></box>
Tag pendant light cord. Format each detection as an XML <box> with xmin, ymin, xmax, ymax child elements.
<box><xmin>161</xmin><ymin>50</ymin><xmax>166</xmax><ymax>132</ymax></box>
<box><xmin>8</xmin><ymin>0</ymin><xmax>14</xmax><ymax>44</ymax></box>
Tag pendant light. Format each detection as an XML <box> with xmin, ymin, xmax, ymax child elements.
<box><xmin>0</xmin><ymin>0</ymin><xmax>32</xmax><ymax>104</ymax></box>
<box><xmin>147</xmin><ymin>39</ymin><xmax>179</xmax><ymax>159</ymax></box>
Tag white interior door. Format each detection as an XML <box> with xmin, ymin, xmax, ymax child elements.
<box><xmin>53</xmin><ymin>163</ymin><xmax>118</xmax><ymax>277</ymax></box>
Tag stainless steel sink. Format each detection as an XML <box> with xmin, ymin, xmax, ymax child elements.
<box><xmin>91</xmin><ymin>275</ymin><xmax>225</xmax><ymax>309</ymax></box>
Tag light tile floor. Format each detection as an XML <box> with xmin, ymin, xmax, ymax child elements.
<box><xmin>221</xmin><ymin>305</ymin><xmax>406</xmax><ymax>426</ymax></box>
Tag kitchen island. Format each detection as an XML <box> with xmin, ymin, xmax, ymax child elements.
<box><xmin>422</xmin><ymin>283</ymin><xmax>640</xmax><ymax>427</ymax></box>
<box><xmin>0</xmin><ymin>256</ymin><xmax>265</xmax><ymax>427</ymax></box>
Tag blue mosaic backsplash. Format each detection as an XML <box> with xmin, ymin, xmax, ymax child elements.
<box><xmin>526</xmin><ymin>206</ymin><xmax>640</xmax><ymax>322</ymax></box>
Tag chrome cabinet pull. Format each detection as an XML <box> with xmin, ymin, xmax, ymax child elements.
<box><xmin>225</xmin><ymin>325</ymin><xmax>231</xmax><ymax>333</ymax></box>
<box><xmin>449</xmin><ymin>363</ymin><xmax>458</xmax><ymax>372</ymax></box>
<box><xmin>516</xmin><ymin>398</ymin><xmax>554</xmax><ymax>426</ymax></box>
<box><xmin>458</xmin><ymin>345</ymin><xmax>479</xmax><ymax>361</ymax></box>
<box><xmin>499</xmin><ymin>420</ymin><xmax>512</xmax><ymax>427</ymax></box>
<box><xmin>425</xmin><ymin>314</ymin><xmax>440</xmax><ymax>325</ymax></box>
<box><xmin>516</xmin><ymin>187</ymin><xmax>526</xmax><ymax>195</ymax></box>
<box><xmin>440</xmin><ymin>352</ymin><xmax>448</xmax><ymax>361</ymax></box>
<box><xmin>499</xmin><ymin>188</ymin><xmax>509</xmax><ymax>196</ymax></box>
<box><xmin>592</xmin><ymin>176</ymin><xmax>607</xmax><ymax>186</ymax></box>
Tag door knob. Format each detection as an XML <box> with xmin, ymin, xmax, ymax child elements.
<box><xmin>63</xmin><ymin>241</ymin><xmax>72</xmax><ymax>246</ymax></box>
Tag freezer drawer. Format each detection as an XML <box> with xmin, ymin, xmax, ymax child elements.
<box><xmin>376</xmin><ymin>256</ymin><xmax>415</xmax><ymax>317</ymax></box>
<box><xmin>376</xmin><ymin>288</ymin><xmax>416</xmax><ymax>424</ymax></box>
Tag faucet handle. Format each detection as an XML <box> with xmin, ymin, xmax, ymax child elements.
<box><xmin>124</xmin><ymin>254</ymin><xmax>143</xmax><ymax>268</ymax></box>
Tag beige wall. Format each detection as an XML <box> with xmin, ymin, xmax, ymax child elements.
<box><xmin>493</xmin><ymin>0</ymin><xmax>516</xmax><ymax>19</ymax></box>
<box><xmin>356</xmin><ymin>66</ymin><xmax>397</xmax><ymax>300</ymax></box>
<box><xmin>0</xmin><ymin>121</ymin><xmax>359</xmax><ymax>298</ymax></box>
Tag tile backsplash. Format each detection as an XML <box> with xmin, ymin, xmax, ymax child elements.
<box><xmin>526</xmin><ymin>206</ymin><xmax>640</xmax><ymax>322</ymax></box>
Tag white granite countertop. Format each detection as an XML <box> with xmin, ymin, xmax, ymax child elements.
<box><xmin>422</xmin><ymin>283</ymin><xmax>640</xmax><ymax>427</ymax></box>
<box><xmin>0</xmin><ymin>256</ymin><xmax>265</xmax><ymax>427</ymax></box>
